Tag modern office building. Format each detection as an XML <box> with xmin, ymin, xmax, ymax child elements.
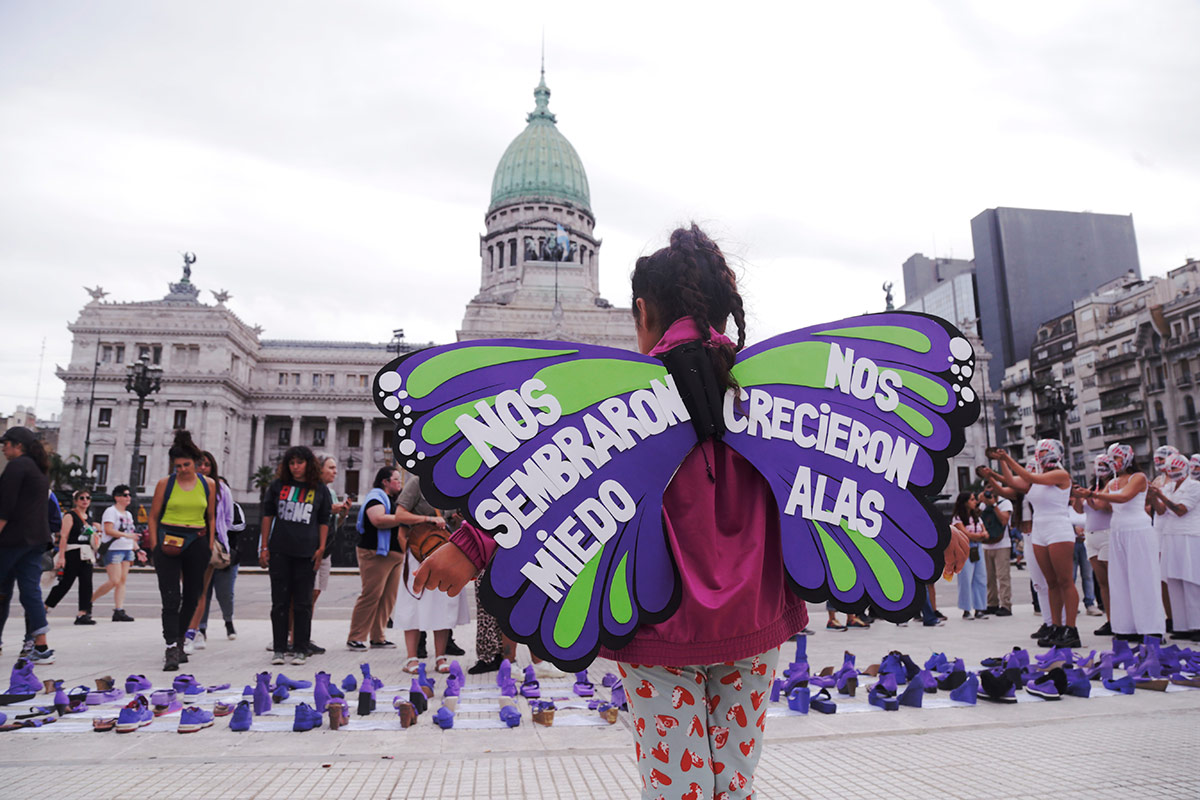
<box><xmin>972</xmin><ymin>207</ymin><xmax>1141</xmax><ymax>388</ymax></box>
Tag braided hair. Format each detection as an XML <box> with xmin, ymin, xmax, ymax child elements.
<box><xmin>630</xmin><ymin>224</ymin><xmax>746</xmax><ymax>393</ymax></box>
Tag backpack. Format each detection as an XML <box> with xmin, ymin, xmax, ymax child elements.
<box><xmin>979</xmin><ymin>505</ymin><xmax>1006</xmax><ymax>544</ymax></box>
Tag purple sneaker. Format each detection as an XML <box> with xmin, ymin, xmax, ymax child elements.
<box><xmin>178</xmin><ymin>705</ymin><xmax>214</xmax><ymax>733</ymax></box>
<box><xmin>115</xmin><ymin>695</ymin><xmax>154</xmax><ymax>733</ymax></box>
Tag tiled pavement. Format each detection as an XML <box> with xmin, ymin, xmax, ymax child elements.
<box><xmin>3</xmin><ymin>573</ymin><xmax>1198</xmax><ymax>799</ymax></box>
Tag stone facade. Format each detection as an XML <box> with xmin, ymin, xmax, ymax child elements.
<box><xmin>55</xmin><ymin>280</ymin><xmax>425</xmax><ymax>502</ymax></box>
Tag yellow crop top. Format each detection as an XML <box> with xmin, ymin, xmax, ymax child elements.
<box><xmin>160</xmin><ymin>478</ymin><xmax>208</xmax><ymax>527</ymax></box>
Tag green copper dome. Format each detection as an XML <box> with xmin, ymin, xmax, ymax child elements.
<box><xmin>489</xmin><ymin>73</ymin><xmax>591</xmax><ymax>214</ymax></box>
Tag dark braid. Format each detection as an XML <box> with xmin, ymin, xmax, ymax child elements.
<box><xmin>631</xmin><ymin>223</ymin><xmax>745</xmax><ymax>392</ymax></box>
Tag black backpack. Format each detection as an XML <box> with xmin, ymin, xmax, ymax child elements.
<box><xmin>979</xmin><ymin>505</ymin><xmax>1006</xmax><ymax>544</ymax></box>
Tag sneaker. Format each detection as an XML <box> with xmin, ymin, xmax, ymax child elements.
<box><xmin>1095</xmin><ymin>621</ymin><xmax>1113</xmax><ymax>636</ymax></box>
<box><xmin>1030</xmin><ymin>623</ymin><xmax>1053</xmax><ymax>641</ymax></box>
<box><xmin>370</xmin><ymin>640</ymin><xmax>397</xmax><ymax>649</ymax></box>
<box><xmin>962</xmin><ymin>611</ymin><xmax>973</xmax><ymax>620</ymax></box>
<box><xmin>28</xmin><ymin>647</ymin><xmax>55</xmax><ymax>666</ymax></box>
<box><xmin>180</xmin><ymin>683</ymin><xmax>206</xmax><ymax>705</ymax></box>
<box><xmin>213</xmin><ymin>701</ymin><xmax>236</xmax><ymax>717</ymax></box>
<box><xmin>74</xmin><ymin>613</ymin><xmax>96</xmax><ymax>625</ymax></box>
<box><xmin>115</xmin><ymin>695</ymin><xmax>154</xmax><ymax>733</ymax></box>
<box><xmin>346</xmin><ymin>641</ymin><xmax>368</xmax><ymax>652</ymax></box>
<box><xmin>923</xmin><ymin>619</ymin><xmax>946</xmax><ymax>627</ymax></box>
<box><xmin>995</xmin><ymin>608</ymin><xmax>1013</xmax><ymax>617</ymax></box>
<box><xmin>225</xmin><ymin>621</ymin><xmax>237</xmax><ymax>640</ymax></box>
<box><xmin>292</xmin><ymin>702</ymin><xmax>322</xmax><ymax>732</ymax></box>
<box><xmin>1025</xmin><ymin>670</ymin><xmax>1065</xmax><ymax>701</ymax></box>
<box><xmin>468</xmin><ymin>656</ymin><xmax>503</xmax><ymax>675</ymax></box>
<box><xmin>305</xmin><ymin>641</ymin><xmax>326</xmax><ymax>655</ymax></box>
<box><xmin>444</xmin><ymin>635</ymin><xmax>465</xmax><ymax>656</ymax></box>
<box><xmin>271</xmin><ymin>652</ymin><xmax>286</xmax><ymax>666</ymax></box>
<box><xmin>194</xmin><ymin>631</ymin><xmax>207</xmax><ymax>651</ymax></box>
<box><xmin>229</xmin><ymin>700</ymin><xmax>252</xmax><ymax>731</ymax></box>
<box><xmin>178</xmin><ymin>706</ymin><xmax>214</xmax><ymax>733</ymax></box>
<box><xmin>112</xmin><ymin>609</ymin><xmax>135</xmax><ymax>622</ymax></box>
<box><xmin>182</xmin><ymin>638</ymin><xmax>195</xmax><ymax>656</ymax></box>
<box><xmin>973</xmin><ymin>610</ymin><xmax>989</xmax><ymax>620</ymax></box>
<box><xmin>1085</xmin><ymin>606</ymin><xmax>1103</xmax><ymax>617</ymax></box>
<box><xmin>291</xmin><ymin>652</ymin><xmax>307</xmax><ymax>666</ymax></box>
<box><xmin>979</xmin><ymin>670</ymin><xmax>1017</xmax><ymax>703</ymax></box>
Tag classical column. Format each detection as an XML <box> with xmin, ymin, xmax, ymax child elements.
<box><xmin>291</xmin><ymin>416</ymin><xmax>301</xmax><ymax>449</ymax></box>
<box><xmin>359</xmin><ymin>417</ymin><xmax>374</xmax><ymax>486</ymax></box>
<box><xmin>253</xmin><ymin>414</ymin><xmax>266</xmax><ymax>473</ymax></box>
<box><xmin>325</xmin><ymin>416</ymin><xmax>338</xmax><ymax>459</ymax></box>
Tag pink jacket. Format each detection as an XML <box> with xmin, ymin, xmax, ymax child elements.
<box><xmin>449</xmin><ymin>319</ymin><xmax>808</xmax><ymax>665</ymax></box>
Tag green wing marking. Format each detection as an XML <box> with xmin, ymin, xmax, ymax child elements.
<box><xmin>553</xmin><ymin>550</ymin><xmax>603</xmax><ymax>649</ymax></box>
<box><xmin>839</xmin><ymin>520</ymin><xmax>905</xmax><ymax>602</ymax></box>
<box><xmin>812</xmin><ymin>325</ymin><xmax>932</xmax><ymax>354</ymax></box>
<box><xmin>407</xmin><ymin>346</ymin><xmax>577</xmax><ymax>398</ymax></box>
<box><xmin>813</xmin><ymin>521</ymin><xmax>857</xmax><ymax>592</ymax></box>
<box><xmin>609</xmin><ymin>554</ymin><xmax>633</xmax><ymax>624</ymax></box>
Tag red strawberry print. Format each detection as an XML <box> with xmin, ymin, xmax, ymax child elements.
<box><xmin>706</xmin><ymin>695</ymin><xmax>720</xmax><ymax>715</ymax></box>
<box><xmin>680</xmin><ymin>748</ymin><xmax>703</xmax><ymax>771</ymax></box>
<box><xmin>687</xmin><ymin>715</ymin><xmax>704</xmax><ymax>737</ymax></box>
<box><xmin>635</xmin><ymin>742</ymin><xmax>643</xmax><ymax>761</ymax></box>
<box><xmin>671</xmin><ymin>686</ymin><xmax>695</xmax><ymax>709</ymax></box>
<box><xmin>654</xmin><ymin>714</ymin><xmax>679</xmax><ymax>736</ymax></box>
<box><xmin>739</xmin><ymin>737</ymin><xmax>756</xmax><ymax>756</ymax></box>
<box><xmin>719</xmin><ymin>670</ymin><xmax>742</xmax><ymax>686</ymax></box>
<box><xmin>710</xmin><ymin>758</ymin><xmax>725</xmax><ymax>774</ymax></box>
<box><xmin>619</xmin><ymin>665</ymin><xmax>628</xmax><ymax>678</ymax></box>
<box><xmin>635</xmin><ymin>717</ymin><xmax>646</xmax><ymax>737</ymax></box>
<box><xmin>636</xmin><ymin>680</ymin><xmax>658</xmax><ymax>699</ymax></box>
<box><xmin>729</xmin><ymin>771</ymin><xmax>747</xmax><ymax>791</ymax></box>
<box><xmin>756</xmin><ymin>710</ymin><xmax>767</xmax><ymax>731</ymax></box>
<box><xmin>751</xmin><ymin>690</ymin><xmax>766</xmax><ymax>710</ymax></box>
<box><xmin>694</xmin><ymin>672</ymin><xmax>705</xmax><ymax>686</ymax></box>
<box><xmin>711</xmin><ymin>725</ymin><xmax>729</xmax><ymax>749</ymax></box>
<box><xmin>682</xmin><ymin>783</ymin><xmax>703</xmax><ymax>800</ymax></box>
<box><xmin>750</xmin><ymin>655</ymin><xmax>768</xmax><ymax>676</ymax></box>
<box><xmin>726</xmin><ymin>703</ymin><xmax>747</xmax><ymax>727</ymax></box>
<box><xmin>715</xmin><ymin>793</ymin><xmax>729</xmax><ymax>800</ymax></box>
<box><xmin>651</xmin><ymin>742</ymin><xmax>669</xmax><ymax>763</ymax></box>
<box><xmin>663</xmin><ymin>666</ymin><xmax>683</xmax><ymax>676</ymax></box>
<box><xmin>649</xmin><ymin>768</ymin><xmax>672</xmax><ymax>788</ymax></box>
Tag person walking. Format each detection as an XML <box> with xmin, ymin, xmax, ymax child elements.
<box><xmin>44</xmin><ymin>489</ymin><xmax>99</xmax><ymax>624</ymax></box>
<box><xmin>260</xmin><ymin>446</ymin><xmax>330</xmax><ymax>666</ymax></box>
<box><xmin>0</xmin><ymin>427</ymin><xmax>54</xmax><ymax>663</ymax></box>
<box><xmin>147</xmin><ymin>431</ymin><xmax>215</xmax><ymax>671</ymax></box>
<box><xmin>189</xmin><ymin>451</ymin><xmax>237</xmax><ymax>648</ymax></box>
<box><xmin>92</xmin><ymin>484</ymin><xmax>138</xmax><ymax>622</ymax></box>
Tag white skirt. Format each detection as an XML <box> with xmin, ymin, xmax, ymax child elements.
<box><xmin>392</xmin><ymin>551</ymin><xmax>471</xmax><ymax>631</ymax></box>
<box><xmin>1108</xmin><ymin>523</ymin><xmax>1166</xmax><ymax>635</ymax></box>
<box><xmin>1161</xmin><ymin>534</ymin><xmax>1200</xmax><ymax>583</ymax></box>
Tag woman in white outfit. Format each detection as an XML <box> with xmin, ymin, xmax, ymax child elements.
<box><xmin>1085</xmin><ymin>443</ymin><xmax>1165</xmax><ymax>640</ymax></box>
<box><xmin>393</xmin><ymin>475</ymin><xmax>470</xmax><ymax>674</ymax></box>
<box><xmin>988</xmin><ymin>440</ymin><xmax>1080</xmax><ymax>647</ymax></box>
<box><xmin>1146</xmin><ymin>452</ymin><xmax>1200</xmax><ymax>641</ymax></box>
<box><xmin>1072</xmin><ymin>454</ymin><xmax>1114</xmax><ymax>636</ymax></box>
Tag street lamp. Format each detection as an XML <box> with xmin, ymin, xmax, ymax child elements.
<box><xmin>125</xmin><ymin>355</ymin><xmax>162</xmax><ymax>511</ymax></box>
<box><xmin>1038</xmin><ymin>379</ymin><xmax>1076</xmax><ymax>471</ymax></box>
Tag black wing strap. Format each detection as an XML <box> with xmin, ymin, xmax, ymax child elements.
<box><xmin>657</xmin><ymin>340</ymin><xmax>726</xmax><ymax>444</ymax></box>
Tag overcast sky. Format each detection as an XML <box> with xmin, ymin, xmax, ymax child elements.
<box><xmin>3</xmin><ymin>0</ymin><xmax>1198</xmax><ymax>420</ymax></box>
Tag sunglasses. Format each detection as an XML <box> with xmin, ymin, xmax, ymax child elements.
<box><xmin>77</xmin><ymin>496</ymin><xmax>91</xmax><ymax>501</ymax></box>
<box><xmin>114</xmin><ymin>492</ymin><xmax>131</xmax><ymax>497</ymax></box>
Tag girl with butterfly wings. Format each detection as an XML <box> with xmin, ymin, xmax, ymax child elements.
<box><xmin>409</xmin><ymin>225</ymin><xmax>975</xmax><ymax>798</ymax></box>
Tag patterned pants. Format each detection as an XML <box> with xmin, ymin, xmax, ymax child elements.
<box><xmin>474</xmin><ymin>577</ymin><xmax>503</xmax><ymax>661</ymax></box>
<box><xmin>619</xmin><ymin>647</ymin><xmax>780</xmax><ymax>800</ymax></box>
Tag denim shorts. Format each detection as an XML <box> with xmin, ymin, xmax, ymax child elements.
<box><xmin>104</xmin><ymin>549</ymin><xmax>135</xmax><ymax>565</ymax></box>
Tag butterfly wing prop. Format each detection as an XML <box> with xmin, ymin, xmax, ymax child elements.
<box><xmin>373</xmin><ymin>340</ymin><xmax>696</xmax><ymax>670</ymax></box>
<box><xmin>724</xmin><ymin>312</ymin><xmax>979</xmax><ymax>620</ymax></box>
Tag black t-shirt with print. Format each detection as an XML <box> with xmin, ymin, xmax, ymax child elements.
<box><xmin>264</xmin><ymin>479</ymin><xmax>332</xmax><ymax>558</ymax></box>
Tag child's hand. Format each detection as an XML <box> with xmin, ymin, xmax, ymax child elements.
<box><xmin>943</xmin><ymin>526</ymin><xmax>969</xmax><ymax>578</ymax></box>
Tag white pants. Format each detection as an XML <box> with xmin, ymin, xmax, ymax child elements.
<box><xmin>1108</xmin><ymin>524</ymin><xmax>1166</xmax><ymax>635</ymax></box>
<box><xmin>1166</xmin><ymin>579</ymin><xmax>1200</xmax><ymax>632</ymax></box>
<box><xmin>1027</xmin><ymin>540</ymin><xmax>1052</xmax><ymax>625</ymax></box>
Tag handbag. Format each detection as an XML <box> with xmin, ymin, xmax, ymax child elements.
<box><xmin>96</xmin><ymin>538</ymin><xmax>113</xmax><ymax>561</ymax></box>
<box><xmin>159</xmin><ymin>526</ymin><xmax>200</xmax><ymax>558</ymax></box>
<box><xmin>209</xmin><ymin>537</ymin><xmax>231</xmax><ymax>569</ymax></box>
<box><xmin>407</xmin><ymin>521</ymin><xmax>449</xmax><ymax>563</ymax></box>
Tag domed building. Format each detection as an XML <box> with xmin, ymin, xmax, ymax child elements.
<box><xmin>458</xmin><ymin>71</ymin><xmax>636</xmax><ymax>349</ymax></box>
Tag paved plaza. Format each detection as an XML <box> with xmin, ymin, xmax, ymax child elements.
<box><xmin>2</xmin><ymin>571</ymin><xmax>1198</xmax><ymax>799</ymax></box>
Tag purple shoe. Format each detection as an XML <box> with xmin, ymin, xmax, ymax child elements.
<box><xmin>499</xmin><ymin>704</ymin><xmax>521</xmax><ymax>727</ymax></box>
<box><xmin>1103</xmin><ymin>674</ymin><xmax>1135</xmax><ymax>695</ymax></box>
<box><xmin>409</xmin><ymin>679</ymin><xmax>428</xmax><ymax>715</ymax></box>
<box><xmin>573</xmin><ymin>671</ymin><xmax>594</xmax><ymax>698</ymax></box>
<box><xmin>610</xmin><ymin>680</ymin><xmax>626</xmax><ymax>710</ymax></box>
<box><xmin>1063</xmin><ymin>668</ymin><xmax>1091</xmax><ymax>698</ymax></box>
<box><xmin>171</xmin><ymin>674</ymin><xmax>201</xmax><ymax>694</ymax></box>
<box><xmin>497</xmin><ymin>659</ymin><xmax>512</xmax><ymax>686</ymax></box>
<box><xmin>114</xmin><ymin>695</ymin><xmax>154</xmax><ymax>733</ymax></box>
<box><xmin>898</xmin><ymin>676</ymin><xmax>926</xmax><ymax>707</ymax></box>
<box><xmin>599</xmin><ymin>671</ymin><xmax>617</xmax><ymax>689</ymax></box>
<box><xmin>87</xmin><ymin>687</ymin><xmax>125</xmax><ymax>705</ymax></box>
<box><xmin>868</xmin><ymin>673</ymin><xmax>899</xmax><ymax>711</ymax></box>
<box><xmin>340</xmin><ymin>674</ymin><xmax>357</xmax><ymax>693</ymax></box>
<box><xmin>433</xmin><ymin>705</ymin><xmax>454</xmax><ymax>729</ymax></box>
<box><xmin>124</xmin><ymin>674</ymin><xmax>152</xmax><ymax>694</ymax></box>
<box><xmin>949</xmin><ymin>672</ymin><xmax>978</xmax><ymax>704</ymax></box>
<box><xmin>253</xmin><ymin>672</ymin><xmax>272</xmax><ymax>716</ymax></box>
<box><xmin>276</xmin><ymin>673</ymin><xmax>312</xmax><ymax>691</ymax></box>
<box><xmin>314</xmin><ymin>672</ymin><xmax>332</xmax><ymax>713</ymax></box>
<box><xmin>787</xmin><ymin>686</ymin><xmax>810</xmax><ymax>713</ymax></box>
<box><xmin>979</xmin><ymin>669</ymin><xmax>1017</xmax><ymax>703</ymax></box>
<box><xmin>1025</xmin><ymin>668</ymin><xmax>1066</xmax><ymax>700</ymax></box>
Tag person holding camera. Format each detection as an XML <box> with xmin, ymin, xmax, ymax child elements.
<box><xmin>977</xmin><ymin>483</ymin><xmax>1014</xmax><ymax>616</ymax></box>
